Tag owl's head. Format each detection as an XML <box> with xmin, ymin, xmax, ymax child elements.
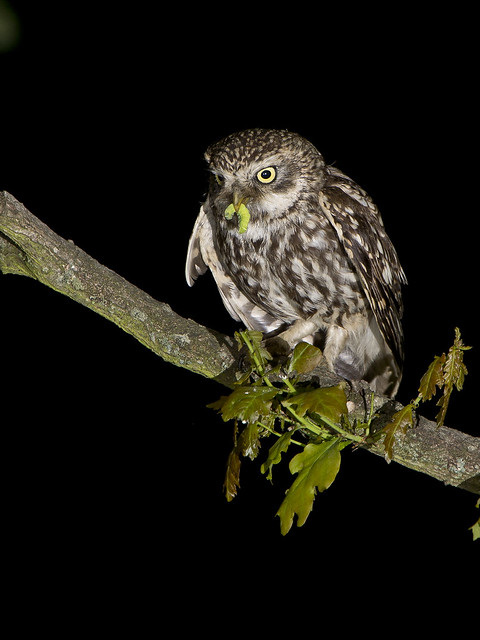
<box><xmin>204</xmin><ymin>129</ymin><xmax>325</xmax><ymax>231</ymax></box>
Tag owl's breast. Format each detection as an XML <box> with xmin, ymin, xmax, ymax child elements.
<box><xmin>216</xmin><ymin>214</ymin><xmax>367</xmax><ymax>323</ymax></box>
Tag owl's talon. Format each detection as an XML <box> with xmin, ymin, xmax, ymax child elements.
<box><xmin>262</xmin><ymin>335</ymin><xmax>292</xmax><ymax>358</ymax></box>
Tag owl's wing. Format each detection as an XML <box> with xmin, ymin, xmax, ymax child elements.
<box><xmin>185</xmin><ymin>205</ymin><xmax>210</xmax><ymax>286</ymax></box>
<box><xmin>185</xmin><ymin>205</ymin><xmax>284</xmax><ymax>333</ymax></box>
<box><xmin>185</xmin><ymin>206</ymin><xmax>241</xmax><ymax>322</ymax></box>
<box><xmin>319</xmin><ymin>167</ymin><xmax>407</xmax><ymax>365</ymax></box>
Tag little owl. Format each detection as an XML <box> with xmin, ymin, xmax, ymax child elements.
<box><xmin>185</xmin><ymin>128</ymin><xmax>406</xmax><ymax>397</ymax></box>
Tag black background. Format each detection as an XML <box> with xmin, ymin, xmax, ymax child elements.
<box><xmin>1</xmin><ymin>2</ymin><xmax>478</xmax><ymax>626</ymax></box>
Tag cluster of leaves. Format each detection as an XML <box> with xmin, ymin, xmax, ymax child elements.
<box><xmin>208</xmin><ymin>328</ymin><xmax>472</xmax><ymax>536</ymax></box>
<box><xmin>470</xmin><ymin>498</ymin><xmax>480</xmax><ymax>541</ymax></box>
<box><xmin>378</xmin><ymin>327</ymin><xmax>478</xmax><ymax>542</ymax></box>
<box><xmin>380</xmin><ymin>327</ymin><xmax>471</xmax><ymax>462</ymax></box>
<box><xmin>208</xmin><ymin>331</ymin><xmax>366</xmax><ymax>535</ymax></box>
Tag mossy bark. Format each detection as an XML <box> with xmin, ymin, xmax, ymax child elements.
<box><xmin>0</xmin><ymin>191</ymin><xmax>238</xmax><ymax>385</ymax></box>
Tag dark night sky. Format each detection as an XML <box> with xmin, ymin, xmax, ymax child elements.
<box><xmin>1</xmin><ymin>2</ymin><xmax>478</xmax><ymax>619</ymax></box>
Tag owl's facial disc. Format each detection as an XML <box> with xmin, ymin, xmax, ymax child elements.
<box><xmin>212</xmin><ymin>162</ymin><xmax>284</xmax><ymax>234</ymax></box>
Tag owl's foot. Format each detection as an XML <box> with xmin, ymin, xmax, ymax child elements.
<box><xmin>262</xmin><ymin>334</ymin><xmax>292</xmax><ymax>357</ymax></box>
<box><xmin>332</xmin><ymin>356</ymin><xmax>363</xmax><ymax>385</ymax></box>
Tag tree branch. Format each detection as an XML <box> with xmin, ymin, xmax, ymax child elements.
<box><xmin>0</xmin><ymin>191</ymin><xmax>238</xmax><ymax>387</ymax></box>
<box><xmin>1</xmin><ymin>191</ymin><xmax>479</xmax><ymax>495</ymax></box>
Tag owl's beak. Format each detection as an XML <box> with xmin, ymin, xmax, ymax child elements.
<box><xmin>233</xmin><ymin>191</ymin><xmax>250</xmax><ymax>212</ymax></box>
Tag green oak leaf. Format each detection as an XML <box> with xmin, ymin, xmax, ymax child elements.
<box><xmin>418</xmin><ymin>353</ymin><xmax>446</xmax><ymax>401</ymax></box>
<box><xmin>261</xmin><ymin>430</ymin><xmax>294</xmax><ymax>481</ymax></box>
<box><xmin>224</xmin><ymin>449</ymin><xmax>241</xmax><ymax>502</ymax></box>
<box><xmin>276</xmin><ymin>437</ymin><xmax>346</xmax><ymax>535</ymax></box>
<box><xmin>471</xmin><ymin>520</ymin><xmax>480</xmax><ymax>542</ymax></box>
<box><xmin>436</xmin><ymin>327</ymin><xmax>471</xmax><ymax>426</ymax></box>
<box><xmin>381</xmin><ymin>403</ymin><xmax>414</xmax><ymax>463</ymax></box>
<box><xmin>223</xmin><ymin>419</ymin><xmax>266</xmax><ymax>502</ymax></box>
<box><xmin>287</xmin><ymin>342</ymin><xmax>324</xmax><ymax>374</ymax></box>
<box><xmin>282</xmin><ymin>385</ymin><xmax>347</xmax><ymax>423</ymax></box>
<box><xmin>237</xmin><ymin>420</ymin><xmax>262</xmax><ymax>460</ymax></box>
<box><xmin>469</xmin><ymin>498</ymin><xmax>480</xmax><ymax>541</ymax></box>
<box><xmin>208</xmin><ymin>386</ymin><xmax>279</xmax><ymax>423</ymax></box>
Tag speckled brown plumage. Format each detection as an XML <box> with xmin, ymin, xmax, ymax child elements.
<box><xmin>186</xmin><ymin>129</ymin><xmax>406</xmax><ymax>396</ymax></box>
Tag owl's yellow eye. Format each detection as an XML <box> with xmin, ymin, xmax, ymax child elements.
<box><xmin>256</xmin><ymin>167</ymin><xmax>276</xmax><ymax>184</ymax></box>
